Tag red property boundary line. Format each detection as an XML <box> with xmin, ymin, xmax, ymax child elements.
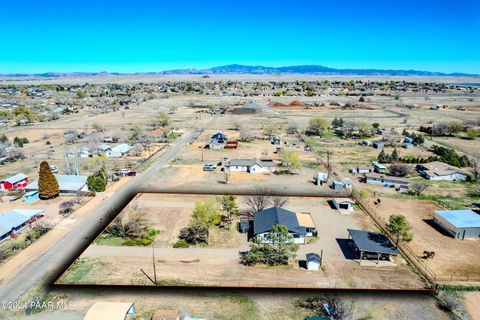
<box><xmin>51</xmin><ymin>190</ymin><xmax>435</xmax><ymax>292</ymax></box>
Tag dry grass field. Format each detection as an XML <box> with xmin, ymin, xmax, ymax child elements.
<box><xmin>57</xmin><ymin>193</ymin><xmax>425</xmax><ymax>290</ymax></box>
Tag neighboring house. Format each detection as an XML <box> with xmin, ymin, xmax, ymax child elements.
<box><xmin>306</xmin><ymin>253</ymin><xmax>321</xmax><ymax>270</ymax></box>
<box><xmin>343</xmin><ymin>178</ymin><xmax>353</xmax><ymax>189</ymax></box>
<box><xmin>106</xmin><ymin>144</ymin><xmax>133</xmax><ymax>158</ymax></box>
<box><xmin>365</xmin><ymin>173</ymin><xmax>409</xmax><ymax>191</ymax></box>
<box><xmin>0</xmin><ymin>173</ymin><xmax>28</xmax><ymax>190</ymax></box>
<box><xmin>372</xmin><ymin>161</ymin><xmax>387</xmax><ymax>173</ymax></box>
<box><xmin>225</xmin><ymin>159</ymin><xmax>275</xmax><ymax>174</ymax></box>
<box><xmin>349</xmin><ymin>167</ymin><xmax>371</xmax><ymax>174</ymax></box>
<box><xmin>211</xmin><ymin>131</ymin><xmax>227</xmax><ymax>142</ymax></box>
<box><xmin>83</xmin><ymin>302</ymin><xmax>136</xmax><ymax>320</ymax></box>
<box><xmin>332</xmin><ymin>198</ymin><xmax>355</xmax><ymax>211</ymax></box>
<box><xmin>361</xmin><ymin>140</ymin><xmax>372</xmax><ymax>147</ymax></box>
<box><xmin>96</xmin><ymin>144</ymin><xmax>112</xmax><ymax>155</ymax></box>
<box><xmin>206</xmin><ymin>131</ymin><xmax>228</xmax><ymax>149</ymax></box>
<box><xmin>0</xmin><ymin>209</ymin><xmax>44</xmax><ymax>243</ymax></box>
<box><xmin>26</xmin><ymin>174</ymin><xmax>88</xmax><ymax>194</ymax></box>
<box><xmin>434</xmin><ymin>210</ymin><xmax>480</xmax><ymax>240</ymax></box>
<box><xmin>347</xmin><ymin>229</ymin><xmax>400</xmax><ymax>261</ymax></box>
<box><xmin>417</xmin><ymin>161</ymin><xmax>469</xmax><ymax>181</ymax></box>
<box><xmin>253</xmin><ymin>207</ymin><xmax>307</xmax><ymax>244</ymax></box>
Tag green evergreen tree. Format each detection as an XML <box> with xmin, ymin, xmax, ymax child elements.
<box><xmin>377</xmin><ymin>149</ymin><xmax>389</xmax><ymax>163</ymax></box>
<box><xmin>38</xmin><ymin>161</ymin><xmax>59</xmax><ymax>199</ymax></box>
<box><xmin>390</xmin><ymin>148</ymin><xmax>399</xmax><ymax>162</ymax></box>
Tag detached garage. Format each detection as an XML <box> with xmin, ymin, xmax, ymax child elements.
<box><xmin>434</xmin><ymin>210</ymin><xmax>480</xmax><ymax>240</ymax></box>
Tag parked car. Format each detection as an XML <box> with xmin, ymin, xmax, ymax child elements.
<box><xmin>50</xmin><ymin>165</ymin><xmax>58</xmax><ymax>173</ymax></box>
<box><xmin>114</xmin><ymin>168</ymin><xmax>136</xmax><ymax>176</ymax></box>
<box><xmin>203</xmin><ymin>164</ymin><xmax>216</xmax><ymax>171</ymax></box>
<box><xmin>361</xmin><ymin>252</ymin><xmax>389</xmax><ymax>260</ymax></box>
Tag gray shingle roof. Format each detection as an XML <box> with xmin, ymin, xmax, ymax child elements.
<box><xmin>254</xmin><ymin>207</ymin><xmax>306</xmax><ymax>236</ymax></box>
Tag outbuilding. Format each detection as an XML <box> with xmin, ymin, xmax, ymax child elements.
<box><xmin>434</xmin><ymin>210</ymin><xmax>480</xmax><ymax>240</ymax></box>
<box><xmin>0</xmin><ymin>173</ymin><xmax>28</xmax><ymax>190</ymax></box>
<box><xmin>306</xmin><ymin>253</ymin><xmax>321</xmax><ymax>270</ymax></box>
<box><xmin>347</xmin><ymin>228</ymin><xmax>400</xmax><ymax>261</ymax></box>
<box><xmin>26</xmin><ymin>174</ymin><xmax>88</xmax><ymax>194</ymax></box>
<box><xmin>332</xmin><ymin>198</ymin><xmax>355</xmax><ymax>211</ymax></box>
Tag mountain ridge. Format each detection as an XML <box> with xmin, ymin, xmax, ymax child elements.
<box><xmin>0</xmin><ymin>64</ymin><xmax>477</xmax><ymax>77</ymax></box>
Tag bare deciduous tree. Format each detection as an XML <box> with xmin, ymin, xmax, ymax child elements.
<box><xmin>410</xmin><ymin>182</ymin><xmax>430</xmax><ymax>196</ymax></box>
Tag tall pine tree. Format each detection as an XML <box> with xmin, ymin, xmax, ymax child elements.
<box><xmin>38</xmin><ymin>161</ymin><xmax>59</xmax><ymax>199</ymax></box>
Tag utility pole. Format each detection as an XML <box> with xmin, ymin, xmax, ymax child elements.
<box><xmin>152</xmin><ymin>244</ymin><xmax>157</xmax><ymax>284</ymax></box>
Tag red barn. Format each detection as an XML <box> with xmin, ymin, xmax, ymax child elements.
<box><xmin>0</xmin><ymin>173</ymin><xmax>29</xmax><ymax>190</ymax></box>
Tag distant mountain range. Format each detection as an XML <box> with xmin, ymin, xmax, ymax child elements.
<box><xmin>1</xmin><ymin>64</ymin><xmax>477</xmax><ymax>77</ymax></box>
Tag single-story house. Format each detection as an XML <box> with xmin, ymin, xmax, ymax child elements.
<box><xmin>211</xmin><ymin>131</ymin><xmax>227</xmax><ymax>142</ymax></box>
<box><xmin>253</xmin><ymin>207</ymin><xmax>307</xmax><ymax>244</ymax></box>
<box><xmin>434</xmin><ymin>210</ymin><xmax>480</xmax><ymax>240</ymax></box>
<box><xmin>313</xmin><ymin>172</ymin><xmax>329</xmax><ymax>185</ymax></box>
<box><xmin>83</xmin><ymin>302</ymin><xmax>136</xmax><ymax>320</ymax></box>
<box><xmin>372</xmin><ymin>161</ymin><xmax>387</xmax><ymax>173</ymax></box>
<box><xmin>96</xmin><ymin>144</ymin><xmax>112</xmax><ymax>155</ymax></box>
<box><xmin>0</xmin><ymin>173</ymin><xmax>28</xmax><ymax>190</ymax></box>
<box><xmin>205</xmin><ymin>139</ymin><xmax>226</xmax><ymax>150</ymax></box>
<box><xmin>0</xmin><ymin>209</ymin><xmax>44</xmax><ymax>242</ymax></box>
<box><xmin>417</xmin><ymin>162</ymin><xmax>469</xmax><ymax>181</ymax></box>
<box><xmin>347</xmin><ymin>228</ymin><xmax>400</xmax><ymax>261</ymax></box>
<box><xmin>365</xmin><ymin>173</ymin><xmax>409</xmax><ymax>191</ymax></box>
<box><xmin>306</xmin><ymin>253</ymin><xmax>321</xmax><ymax>270</ymax></box>
<box><xmin>332</xmin><ymin>198</ymin><xmax>355</xmax><ymax>211</ymax></box>
<box><xmin>225</xmin><ymin>159</ymin><xmax>275</xmax><ymax>174</ymax></box>
<box><xmin>106</xmin><ymin>144</ymin><xmax>133</xmax><ymax>158</ymax></box>
<box><xmin>26</xmin><ymin>174</ymin><xmax>88</xmax><ymax>194</ymax></box>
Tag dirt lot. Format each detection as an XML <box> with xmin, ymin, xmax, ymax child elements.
<box><xmin>57</xmin><ymin>193</ymin><xmax>424</xmax><ymax>290</ymax></box>
<box><xmin>372</xmin><ymin>198</ymin><xmax>480</xmax><ymax>279</ymax></box>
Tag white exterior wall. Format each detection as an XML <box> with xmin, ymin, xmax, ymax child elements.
<box><xmin>228</xmin><ymin>165</ymin><xmax>249</xmax><ymax>172</ymax></box>
<box><xmin>249</xmin><ymin>164</ymin><xmax>274</xmax><ymax>174</ymax></box>
<box><xmin>256</xmin><ymin>232</ymin><xmax>305</xmax><ymax>244</ymax></box>
<box><xmin>428</xmin><ymin>173</ymin><xmax>468</xmax><ymax>181</ymax></box>
<box><xmin>307</xmin><ymin>260</ymin><xmax>320</xmax><ymax>270</ymax></box>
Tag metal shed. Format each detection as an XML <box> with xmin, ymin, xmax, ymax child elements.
<box><xmin>347</xmin><ymin>228</ymin><xmax>400</xmax><ymax>261</ymax></box>
<box><xmin>434</xmin><ymin>210</ymin><xmax>480</xmax><ymax>240</ymax></box>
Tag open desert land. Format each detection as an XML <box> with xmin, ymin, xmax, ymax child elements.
<box><xmin>56</xmin><ymin>193</ymin><xmax>425</xmax><ymax>290</ymax></box>
<box><xmin>366</xmin><ymin>197</ymin><xmax>480</xmax><ymax>282</ymax></box>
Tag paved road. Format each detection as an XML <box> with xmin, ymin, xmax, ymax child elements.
<box><xmin>0</xmin><ymin>128</ymin><xmax>202</xmax><ymax>304</ymax></box>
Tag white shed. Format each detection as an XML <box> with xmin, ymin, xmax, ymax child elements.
<box><xmin>306</xmin><ymin>252</ymin><xmax>321</xmax><ymax>270</ymax></box>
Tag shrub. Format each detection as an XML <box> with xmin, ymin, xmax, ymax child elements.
<box><xmin>179</xmin><ymin>225</ymin><xmax>209</xmax><ymax>244</ymax></box>
<box><xmin>138</xmin><ymin>239</ymin><xmax>152</xmax><ymax>246</ymax></box>
<box><xmin>173</xmin><ymin>240</ymin><xmax>190</xmax><ymax>248</ymax></box>
<box><xmin>122</xmin><ymin>240</ymin><xmax>137</xmax><ymax>246</ymax></box>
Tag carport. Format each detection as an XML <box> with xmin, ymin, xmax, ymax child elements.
<box><xmin>347</xmin><ymin>229</ymin><xmax>400</xmax><ymax>262</ymax></box>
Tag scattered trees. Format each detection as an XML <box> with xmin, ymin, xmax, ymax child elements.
<box><xmin>240</xmin><ymin>224</ymin><xmax>299</xmax><ymax>266</ymax></box>
<box><xmin>409</xmin><ymin>182</ymin><xmax>430</xmax><ymax>196</ymax></box>
<box><xmin>385</xmin><ymin>215</ymin><xmax>413</xmax><ymax>245</ymax></box>
<box><xmin>263</xmin><ymin>124</ymin><xmax>279</xmax><ymax>138</ymax></box>
<box><xmin>280</xmin><ymin>148</ymin><xmax>301</xmax><ymax>173</ymax></box>
<box><xmin>244</xmin><ymin>187</ymin><xmax>288</xmax><ymax>213</ymax></box>
<box><xmin>13</xmin><ymin>137</ymin><xmax>29</xmax><ymax>148</ymax></box>
<box><xmin>104</xmin><ymin>205</ymin><xmax>150</xmax><ymax>240</ymax></box>
<box><xmin>388</xmin><ymin>163</ymin><xmax>412</xmax><ymax>177</ymax></box>
<box><xmin>156</xmin><ymin>112</ymin><xmax>170</xmax><ymax>128</ymax></box>
<box><xmin>38</xmin><ymin>161</ymin><xmax>59</xmax><ymax>200</ymax></box>
<box><xmin>191</xmin><ymin>199</ymin><xmax>222</xmax><ymax>228</ymax></box>
<box><xmin>306</xmin><ymin>117</ymin><xmax>329</xmax><ymax>136</ymax></box>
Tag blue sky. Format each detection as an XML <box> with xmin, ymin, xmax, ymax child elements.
<box><xmin>1</xmin><ymin>0</ymin><xmax>479</xmax><ymax>74</ymax></box>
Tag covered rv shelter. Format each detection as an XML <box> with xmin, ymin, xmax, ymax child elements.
<box><xmin>347</xmin><ymin>228</ymin><xmax>400</xmax><ymax>261</ymax></box>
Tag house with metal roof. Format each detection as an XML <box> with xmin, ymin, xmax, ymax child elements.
<box><xmin>253</xmin><ymin>207</ymin><xmax>307</xmax><ymax>244</ymax></box>
<box><xmin>26</xmin><ymin>174</ymin><xmax>88</xmax><ymax>194</ymax></box>
<box><xmin>225</xmin><ymin>159</ymin><xmax>275</xmax><ymax>174</ymax></box>
<box><xmin>0</xmin><ymin>173</ymin><xmax>28</xmax><ymax>190</ymax></box>
<box><xmin>434</xmin><ymin>210</ymin><xmax>480</xmax><ymax>240</ymax></box>
<box><xmin>417</xmin><ymin>162</ymin><xmax>469</xmax><ymax>181</ymax></box>
<box><xmin>365</xmin><ymin>173</ymin><xmax>409</xmax><ymax>192</ymax></box>
<box><xmin>0</xmin><ymin>209</ymin><xmax>44</xmax><ymax>242</ymax></box>
<box><xmin>347</xmin><ymin>228</ymin><xmax>400</xmax><ymax>261</ymax></box>
<box><xmin>106</xmin><ymin>144</ymin><xmax>133</xmax><ymax>158</ymax></box>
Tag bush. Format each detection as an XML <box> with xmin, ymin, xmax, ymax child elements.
<box><xmin>173</xmin><ymin>240</ymin><xmax>190</xmax><ymax>248</ymax></box>
<box><xmin>87</xmin><ymin>175</ymin><xmax>106</xmax><ymax>192</ymax></box>
<box><xmin>122</xmin><ymin>239</ymin><xmax>137</xmax><ymax>246</ymax></box>
<box><xmin>179</xmin><ymin>225</ymin><xmax>209</xmax><ymax>244</ymax></box>
<box><xmin>138</xmin><ymin>239</ymin><xmax>152</xmax><ymax>246</ymax></box>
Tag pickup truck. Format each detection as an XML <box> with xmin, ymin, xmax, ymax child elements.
<box><xmin>114</xmin><ymin>168</ymin><xmax>137</xmax><ymax>176</ymax></box>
